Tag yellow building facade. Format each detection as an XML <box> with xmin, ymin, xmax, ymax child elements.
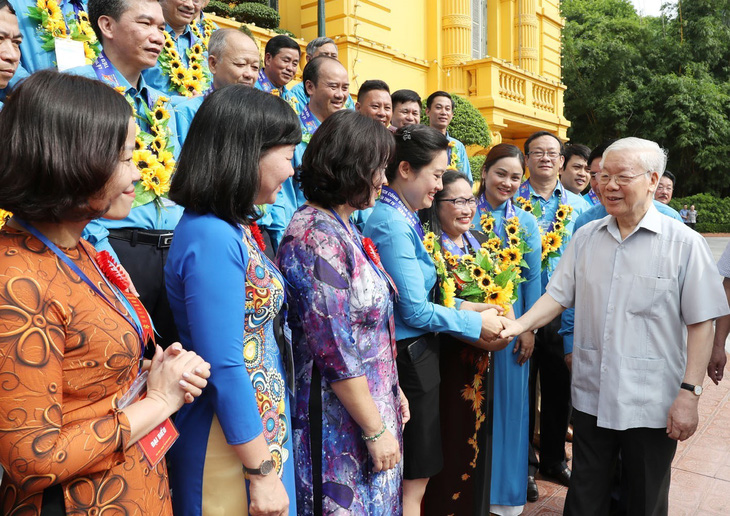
<box><xmin>213</xmin><ymin>0</ymin><xmax>569</xmax><ymax>148</ymax></box>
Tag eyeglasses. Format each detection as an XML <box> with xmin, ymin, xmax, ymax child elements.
<box><xmin>528</xmin><ymin>150</ymin><xmax>561</xmax><ymax>160</ymax></box>
<box><xmin>438</xmin><ymin>197</ymin><xmax>477</xmax><ymax>207</ymax></box>
<box><xmin>596</xmin><ymin>171</ymin><xmax>650</xmax><ymax>186</ymax></box>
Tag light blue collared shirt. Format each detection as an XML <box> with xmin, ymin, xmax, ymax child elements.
<box><xmin>364</xmin><ymin>200</ymin><xmax>482</xmax><ymax>341</ymax></box>
<box><xmin>142</xmin><ymin>23</ymin><xmax>207</xmax><ymax>96</ymax></box>
<box><xmin>446</xmin><ymin>133</ymin><xmax>473</xmax><ymax>185</ymax></box>
<box><xmin>171</xmin><ymin>94</ymin><xmax>205</xmax><ymax>144</ymax></box>
<box><xmin>67</xmin><ymin>61</ymin><xmax>183</xmax><ymax>256</ymax></box>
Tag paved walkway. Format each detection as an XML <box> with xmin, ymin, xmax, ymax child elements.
<box><xmin>523</xmin><ymin>236</ymin><xmax>730</xmax><ymax>515</ymax></box>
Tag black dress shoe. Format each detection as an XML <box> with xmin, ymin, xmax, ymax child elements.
<box><xmin>541</xmin><ymin>461</ymin><xmax>571</xmax><ymax>487</ymax></box>
<box><xmin>527</xmin><ymin>475</ymin><xmax>539</xmax><ymax>502</ymax></box>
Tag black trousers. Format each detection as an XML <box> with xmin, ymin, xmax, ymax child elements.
<box><xmin>564</xmin><ymin>410</ymin><xmax>677</xmax><ymax>516</ymax></box>
<box><xmin>529</xmin><ymin>315</ymin><xmax>571</xmax><ymax>471</ymax></box>
<box><xmin>108</xmin><ymin>236</ymin><xmax>179</xmax><ymax>350</ymax></box>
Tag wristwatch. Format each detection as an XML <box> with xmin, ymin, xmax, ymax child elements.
<box><xmin>243</xmin><ymin>459</ymin><xmax>275</xmax><ymax>476</ymax></box>
<box><xmin>680</xmin><ymin>382</ymin><xmax>703</xmax><ymax>396</ymax></box>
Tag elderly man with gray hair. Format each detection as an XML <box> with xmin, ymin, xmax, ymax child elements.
<box><xmin>499</xmin><ymin>137</ymin><xmax>729</xmax><ymax>515</ymax></box>
<box><xmin>173</xmin><ymin>27</ymin><xmax>260</xmax><ymax>143</ymax></box>
<box><xmin>289</xmin><ymin>36</ymin><xmax>355</xmax><ymax>113</ymax></box>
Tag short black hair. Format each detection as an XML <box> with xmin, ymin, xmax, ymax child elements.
<box><xmin>587</xmin><ymin>139</ymin><xmax>616</xmax><ymax>167</ymax></box>
<box><xmin>88</xmin><ymin>0</ymin><xmax>134</xmax><ymax>43</ymax></box>
<box><xmin>264</xmin><ymin>34</ymin><xmax>300</xmax><ymax>59</ymax></box>
<box><xmin>302</xmin><ymin>55</ymin><xmax>339</xmax><ymax>90</ymax></box>
<box><xmin>662</xmin><ymin>170</ymin><xmax>675</xmax><ymax>185</ymax></box>
<box><xmin>562</xmin><ymin>143</ymin><xmax>591</xmax><ymax>170</ymax></box>
<box><xmin>524</xmin><ymin>130</ymin><xmax>564</xmax><ymax>156</ymax></box>
<box><xmin>357</xmin><ymin>79</ymin><xmax>390</xmax><ymax>102</ymax></box>
<box><xmin>386</xmin><ymin>124</ymin><xmax>449</xmax><ymax>182</ymax></box>
<box><xmin>0</xmin><ymin>70</ymin><xmax>132</xmax><ymax>222</ymax></box>
<box><xmin>426</xmin><ymin>90</ymin><xmax>453</xmax><ymax>110</ymax></box>
<box><xmin>169</xmin><ymin>86</ymin><xmax>301</xmax><ymax>225</ymax></box>
<box><xmin>300</xmin><ymin>110</ymin><xmax>394</xmax><ymax>210</ymax></box>
<box><xmin>419</xmin><ymin>170</ymin><xmax>471</xmax><ymax>232</ymax></box>
<box><xmin>391</xmin><ymin>89</ymin><xmax>421</xmax><ymax>109</ymax></box>
<box><xmin>0</xmin><ymin>0</ymin><xmax>16</xmax><ymax>15</ymax></box>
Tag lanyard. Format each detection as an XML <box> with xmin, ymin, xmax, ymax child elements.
<box><xmin>587</xmin><ymin>189</ymin><xmax>600</xmax><ymax>206</ymax></box>
<box><xmin>477</xmin><ymin>194</ymin><xmax>516</xmax><ymax>240</ymax></box>
<box><xmin>299</xmin><ymin>104</ymin><xmax>320</xmax><ymax>136</ymax></box>
<box><xmin>379</xmin><ymin>186</ymin><xmax>425</xmax><ymax>239</ymax></box>
<box><xmin>92</xmin><ymin>52</ymin><xmax>157</xmax><ymax>111</ymax></box>
<box><xmin>15</xmin><ymin>220</ymin><xmax>146</xmax><ymax>351</ymax></box>
<box><xmin>441</xmin><ymin>231</ymin><xmax>481</xmax><ymax>257</ymax></box>
<box><xmin>257</xmin><ymin>69</ymin><xmax>283</xmax><ymax>96</ymax></box>
<box><xmin>327</xmin><ymin>208</ymin><xmax>398</xmax><ymax>297</ymax></box>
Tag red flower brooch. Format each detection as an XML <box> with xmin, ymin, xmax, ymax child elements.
<box><xmin>362</xmin><ymin>237</ymin><xmax>381</xmax><ymax>266</ymax></box>
<box><xmin>96</xmin><ymin>250</ymin><xmax>131</xmax><ymax>290</ymax></box>
<box><xmin>250</xmin><ymin>222</ymin><xmax>266</xmax><ymax>251</ymax></box>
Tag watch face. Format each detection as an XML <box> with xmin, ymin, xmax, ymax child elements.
<box><xmin>694</xmin><ymin>385</ymin><xmax>703</xmax><ymax>396</ymax></box>
<box><xmin>260</xmin><ymin>459</ymin><xmax>275</xmax><ymax>476</ymax></box>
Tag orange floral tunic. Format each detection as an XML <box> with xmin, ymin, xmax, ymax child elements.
<box><xmin>0</xmin><ymin>228</ymin><xmax>173</xmax><ymax>515</ymax></box>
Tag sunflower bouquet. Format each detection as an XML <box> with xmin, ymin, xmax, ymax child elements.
<box><xmin>423</xmin><ymin>221</ymin><xmax>527</xmax><ymax>313</ymax></box>
<box><xmin>514</xmin><ymin>196</ymin><xmax>573</xmax><ymax>270</ymax></box>
<box><xmin>27</xmin><ymin>0</ymin><xmax>100</xmax><ymax>63</ymax></box>
<box><xmin>159</xmin><ymin>33</ymin><xmax>212</xmax><ymax>97</ymax></box>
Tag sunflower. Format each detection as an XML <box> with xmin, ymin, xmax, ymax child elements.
<box><xmin>164</xmin><ymin>38</ymin><xmax>175</xmax><ymax>50</ymax></box>
<box><xmin>170</xmin><ymin>59</ymin><xmax>183</xmax><ymax>71</ymax></box>
<box><xmin>478</xmin><ymin>275</ymin><xmax>493</xmax><ymax>291</ymax></box>
<box><xmin>158</xmin><ymin>150</ymin><xmax>176</xmax><ymax>175</ymax></box>
<box><xmin>141</xmin><ymin>162</ymin><xmax>171</xmax><ymax>196</ymax></box>
<box><xmin>424</xmin><ymin>240</ymin><xmax>434</xmax><ymax>253</ymax></box>
<box><xmin>189</xmin><ymin>68</ymin><xmax>204</xmax><ymax>82</ymax></box>
<box><xmin>183</xmin><ymin>77</ymin><xmax>202</xmax><ymax>96</ymax></box>
<box><xmin>509</xmin><ymin>235</ymin><xmax>520</xmax><ymax>247</ymax></box>
<box><xmin>190</xmin><ymin>62</ymin><xmax>202</xmax><ymax>72</ymax></box>
<box><xmin>481</xmin><ymin>215</ymin><xmax>495</xmax><ymax>234</ymax></box>
<box><xmin>442</xmin><ymin>278</ymin><xmax>456</xmax><ymax>308</ymax></box>
<box><xmin>500</xmin><ymin>247</ymin><xmax>522</xmax><ymax>266</ymax></box>
<box><xmin>188</xmin><ymin>51</ymin><xmax>203</xmax><ymax>63</ymax></box>
<box><xmin>151</xmin><ymin>137</ymin><xmax>165</xmax><ymax>153</ymax></box>
<box><xmin>191</xmin><ymin>43</ymin><xmax>204</xmax><ymax>55</ymax></box>
<box><xmin>461</xmin><ymin>254</ymin><xmax>475</xmax><ymax>265</ymax></box>
<box><xmin>470</xmin><ymin>266</ymin><xmax>486</xmax><ymax>280</ymax></box>
<box><xmin>443</xmin><ymin>250</ymin><xmax>452</xmax><ymax>260</ymax></box>
<box><xmin>447</xmin><ymin>256</ymin><xmax>459</xmax><ymax>268</ymax></box>
<box><xmin>133</xmin><ymin>149</ymin><xmax>156</xmax><ymax>173</ymax></box>
<box><xmin>486</xmin><ymin>285</ymin><xmax>510</xmax><ymax>307</ymax></box>
<box><xmin>555</xmin><ymin>207</ymin><xmax>568</xmax><ymax>221</ymax></box>
<box><xmin>0</xmin><ymin>209</ymin><xmax>12</xmax><ymax>230</ymax></box>
<box><xmin>553</xmin><ymin>221</ymin><xmax>564</xmax><ymax>232</ymax></box>
<box><xmin>134</xmin><ymin>137</ymin><xmax>145</xmax><ymax>151</ymax></box>
<box><xmin>153</xmin><ymin>105</ymin><xmax>170</xmax><ymax>123</ymax></box>
<box><xmin>506</xmin><ymin>223</ymin><xmax>519</xmax><ymax>236</ymax></box>
<box><xmin>486</xmin><ymin>237</ymin><xmax>502</xmax><ymax>252</ymax></box>
<box><xmin>168</xmin><ymin>49</ymin><xmax>180</xmax><ymax>60</ymax></box>
<box><xmin>522</xmin><ymin>203</ymin><xmax>533</xmax><ymax>213</ymax></box>
<box><xmin>543</xmin><ymin>231</ymin><xmax>563</xmax><ymax>251</ymax></box>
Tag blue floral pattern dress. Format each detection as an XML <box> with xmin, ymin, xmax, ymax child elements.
<box><xmin>277</xmin><ymin>206</ymin><xmax>403</xmax><ymax>515</ymax></box>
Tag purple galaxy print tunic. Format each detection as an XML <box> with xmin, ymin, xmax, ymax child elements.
<box><xmin>277</xmin><ymin>206</ymin><xmax>403</xmax><ymax>515</ymax></box>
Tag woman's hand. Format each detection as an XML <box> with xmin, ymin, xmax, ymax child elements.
<box><xmin>461</xmin><ymin>301</ymin><xmax>505</xmax><ymax>315</ymax></box>
<box><xmin>145</xmin><ymin>345</ymin><xmax>210</xmax><ymax>413</ymax></box>
<box><xmin>248</xmin><ymin>474</ymin><xmax>290</xmax><ymax>516</ymax></box>
<box><xmin>514</xmin><ymin>331</ymin><xmax>535</xmax><ymax>366</ymax></box>
<box><xmin>398</xmin><ymin>387</ymin><xmax>410</xmax><ymax>428</ymax></box>
<box><xmin>479</xmin><ymin>308</ymin><xmax>504</xmax><ymax>340</ymax></box>
<box><xmin>365</xmin><ymin>429</ymin><xmax>401</xmax><ymax>472</ymax></box>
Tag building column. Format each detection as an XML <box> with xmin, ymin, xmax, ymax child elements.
<box><xmin>442</xmin><ymin>0</ymin><xmax>471</xmax><ymax>94</ymax></box>
<box><xmin>514</xmin><ymin>0</ymin><xmax>538</xmax><ymax>73</ymax></box>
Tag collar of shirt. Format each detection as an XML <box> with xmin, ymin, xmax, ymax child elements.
<box><xmin>166</xmin><ymin>23</ymin><xmax>193</xmax><ymax>42</ymax></box>
<box><xmin>600</xmin><ymin>202</ymin><xmax>663</xmax><ymax>243</ymax></box>
<box><xmin>527</xmin><ymin>179</ymin><xmax>565</xmax><ymax>203</ymax></box>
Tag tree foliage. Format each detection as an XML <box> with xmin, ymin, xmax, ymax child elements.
<box><xmin>562</xmin><ymin>0</ymin><xmax>730</xmax><ymax>195</ymax></box>
<box><xmin>420</xmin><ymin>94</ymin><xmax>492</xmax><ymax>148</ymax></box>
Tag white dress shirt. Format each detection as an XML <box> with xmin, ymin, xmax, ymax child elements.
<box><xmin>547</xmin><ymin>204</ymin><xmax>729</xmax><ymax>430</ymax></box>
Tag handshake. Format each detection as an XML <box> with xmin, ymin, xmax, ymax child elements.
<box><xmin>463</xmin><ymin>302</ymin><xmax>528</xmax><ymax>352</ymax></box>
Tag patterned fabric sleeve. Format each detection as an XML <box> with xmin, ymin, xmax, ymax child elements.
<box><xmin>278</xmin><ymin>219</ymin><xmax>365</xmax><ymax>383</ymax></box>
<box><xmin>0</xmin><ymin>268</ymin><xmax>130</xmax><ymax>488</ymax></box>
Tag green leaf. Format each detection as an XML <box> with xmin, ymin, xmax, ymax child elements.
<box><xmin>131</xmin><ymin>183</ymin><xmax>157</xmax><ymax>208</ymax></box>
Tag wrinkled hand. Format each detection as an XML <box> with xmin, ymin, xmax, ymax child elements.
<box><xmin>480</xmin><ymin>308</ymin><xmax>504</xmax><ymax>340</ymax></box>
<box><xmin>707</xmin><ymin>346</ymin><xmax>727</xmax><ymax>385</ymax></box>
<box><xmin>248</xmin><ymin>474</ymin><xmax>289</xmax><ymax>516</ymax></box>
<box><xmin>499</xmin><ymin>317</ymin><xmax>525</xmax><ymax>340</ymax></box>
<box><xmin>666</xmin><ymin>391</ymin><xmax>700</xmax><ymax>441</ymax></box>
<box><xmin>565</xmin><ymin>352</ymin><xmax>572</xmax><ymax>371</ymax></box>
<box><xmin>514</xmin><ymin>332</ymin><xmax>535</xmax><ymax>366</ymax></box>
<box><xmin>398</xmin><ymin>387</ymin><xmax>410</xmax><ymax>428</ymax></box>
<box><xmin>366</xmin><ymin>429</ymin><xmax>401</xmax><ymax>472</ymax></box>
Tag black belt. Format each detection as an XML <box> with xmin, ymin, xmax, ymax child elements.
<box><xmin>108</xmin><ymin>229</ymin><xmax>174</xmax><ymax>248</ymax></box>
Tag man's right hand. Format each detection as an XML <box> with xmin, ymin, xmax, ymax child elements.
<box><xmin>480</xmin><ymin>308</ymin><xmax>504</xmax><ymax>340</ymax></box>
<box><xmin>499</xmin><ymin>317</ymin><xmax>525</xmax><ymax>340</ymax></box>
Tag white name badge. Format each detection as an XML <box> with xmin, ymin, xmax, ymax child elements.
<box><xmin>54</xmin><ymin>38</ymin><xmax>86</xmax><ymax>71</ymax></box>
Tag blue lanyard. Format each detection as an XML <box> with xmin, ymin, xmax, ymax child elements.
<box><xmin>477</xmin><ymin>194</ymin><xmax>516</xmax><ymax>240</ymax></box>
<box><xmin>379</xmin><ymin>186</ymin><xmax>425</xmax><ymax>239</ymax></box>
<box><xmin>327</xmin><ymin>208</ymin><xmax>398</xmax><ymax>296</ymax></box>
<box><xmin>299</xmin><ymin>104</ymin><xmax>320</xmax><ymax>136</ymax></box>
<box><xmin>15</xmin><ymin>220</ymin><xmax>146</xmax><ymax>349</ymax></box>
<box><xmin>441</xmin><ymin>231</ymin><xmax>481</xmax><ymax>257</ymax></box>
<box><xmin>257</xmin><ymin>69</ymin><xmax>284</xmax><ymax>96</ymax></box>
<box><xmin>92</xmin><ymin>52</ymin><xmax>157</xmax><ymax>111</ymax></box>
<box><xmin>587</xmin><ymin>189</ymin><xmax>600</xmax><ymax>206</ymax></box>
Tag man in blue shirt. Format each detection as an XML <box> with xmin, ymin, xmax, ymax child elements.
<box><xmin>289</xmin><ymin>36</ymin><xmax>355</xmax><ymax>114</ymax></box>
<box><xmin>70</xmin><ymin>0</ymin><xmax>182</xmax><ymax>348</ymax></box>
<box><xmin>425</xmin><ymin>90</ymin><xmax>472</xmax><ymax>184</ymax></box>
<box><xmin>254</xmin><ymin>34</ymin><xmax>299</xmax><ymax>106</ymax></box>
<box><xmin>518</xmin><ymin>130</ymin><xmax>590</xmax><ymax>499</ymax></box>
<box><xmin>0</xmin><ymin>0</ymin><xmax>21</xmax><ymax>107</ymax></box>
<box><xmin>142</xmin><ymin>0</ymin><xmax>210</xmax><ymax>96</ymax></box>
<box><xmin>173</xmin><ymin>27</ymin><xmax>259</xmax><ymax>144</ymax></box>
<box><xmin>260</xmin><ymin>55</ymin><xmax>348</xmax><ymax>250</ymax></box>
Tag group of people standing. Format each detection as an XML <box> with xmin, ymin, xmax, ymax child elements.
<box><xmin>0</xmin><ymin>1</ymin><xmax>728</xmax><ymax>516</ymax></box>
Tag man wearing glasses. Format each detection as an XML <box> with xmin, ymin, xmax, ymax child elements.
<box><xmin>499</xmin><ymin>137</ymin><xmax>729</xmax><ymax>514</ymax></box>
<box><xmin>519</xmin><ymin>131</ymin><xmax>589</xmax><ymax>501</ymax></box>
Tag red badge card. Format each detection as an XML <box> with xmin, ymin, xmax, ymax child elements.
<box><xmin>137</xmin><ymin>418</ymin><xmax>179</xmax><ymax>467</ymax></box>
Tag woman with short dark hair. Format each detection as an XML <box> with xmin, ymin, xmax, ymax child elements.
<box><xmin>164</xmin><ymin>85</ymin><xmax>301</xmax><ymax>516</ymax></box>
<box><xmin>0</xmin><ymin>70</ymin><xmax>209</xmax><ymax>515</ymax></box>
<box><xmin>277</xmin><ymin>110</ymin><xmax>406</xmax><ymax>514</ymax></box>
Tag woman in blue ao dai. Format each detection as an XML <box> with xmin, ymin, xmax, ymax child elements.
<box><xmin>277</xmin><ymin>110</ymin><xmax>407</xmax><ymax>515</ymax></box>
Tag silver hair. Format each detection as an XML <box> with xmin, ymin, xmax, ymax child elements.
<box><xmin>306</xmin><ymin>37</ymin><xmax>336</xmax><ymax>58</ymax></box>
<box><xmin>208</xmin><ymin>28</ymin><xmax>258</xmax><ymax>58</ymax></box>
<box><xmin>600</xmin><ymin>137</ymin><xmax>668</xmax><ymax>176</ymax></box>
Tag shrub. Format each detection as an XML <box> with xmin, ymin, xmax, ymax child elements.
<box><xmin>421</xmin><ymin>94</ymin><xmax>491</xmax><ymax>148</ymax></box>
<box><xmin>205</xmin><ymin>0</ymin><xmax>232</xmax><ymax>18</ymax></box>
<box><xmin>468</xmin><ymin>154</ymin><xmax>486</xmax><ymax>184</ymax></box>
<box><xmin>670</xmin><ymin>192</ymin><xmax>730</xmax><ymax>232</ymax></box>
<box><xmin>232</xmin><ymin>3</ymin><xmax>280</xmax><ymax>28</ymax></box>
<box><xmin>273</xmin><ymin>27</ymin><xmax>296</xmax><ymax>37</ymax></box>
